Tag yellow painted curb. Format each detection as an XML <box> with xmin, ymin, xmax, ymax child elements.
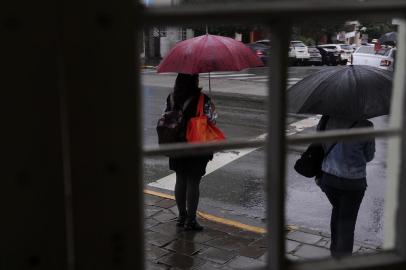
<box><xmin>144</xmin><ymin>189</ymin><xmax>175</xmax><ymax>200</ymax></box>
<box><xmin>144</xmin><ymin>189</ymin><xmax>296</xmax><ymax>234</ymax></box>
<box><xmin>196</xmin><ymin>211</ymin><xmax>266</xmax><ymax>234</ymax></box>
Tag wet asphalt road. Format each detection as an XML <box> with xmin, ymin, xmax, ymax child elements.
<box><xmin>142</xmin><ymin>66</ymin><xmax>388</xmax><ymax>247</ymax></box>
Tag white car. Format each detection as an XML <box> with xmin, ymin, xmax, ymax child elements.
<box><xmin>351</xmin><ymin>45</ymin><xmax>396</xmax><ymax>71</ymax></box>
<box><xmin>318</xmin><ymin>44</ymin><xmax>353</xmax><ymax>64</ymax></box>
<box><xmin>289</xmin><ymin>41</ymin><xmax>310</xmax><ymax>65</ymax></box>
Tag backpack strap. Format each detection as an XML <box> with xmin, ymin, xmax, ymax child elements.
<box><xmin>169</xmin><ymin>94</ymin><xmax>175</xmax><ymax>110</ymax></box>
<box><xmin>169</xmin><ymin>93</ymin><xmax>193</xmax><ymax>111</ymax></box>
<box><xmin>324</xmin><ymin>120</ymin><xmax>359</xmax><ymax>158</ymax></box>
<box><xmin>195</xmin><ymin>94</ymin><xmax>204</xmax><ymax>116</ymax></box>
<box><xmin>182</xmin><ymin>96</ymin><xmax>194</xmax><ymax>112</ymax></box>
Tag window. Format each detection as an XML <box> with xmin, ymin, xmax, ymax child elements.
<box><xmin>339</xmin><ymin>44</ymin><xmax>352</xmax><ymax>50</ymax></box>
<box><xmin>139</xmin><ymin>2</ymin><xmax>406</xmax><ymax>270</ymax></box>
<box><xmin>291</xmin><ymin>41</ymin><xmax>306</xmax><ymax>47</ymax></box>
<box><xmin>357</xmin><ymin>46</ymin><xmax>375</xmax><ymax>54</ymax></box>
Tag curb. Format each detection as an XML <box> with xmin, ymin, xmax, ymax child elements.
<box><xmin>144</xmin><ymin>189</ymin><xmax>297</xmax><ymax>235</ymax></box>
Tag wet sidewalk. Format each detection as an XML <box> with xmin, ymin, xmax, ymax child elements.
<box><xmin>145</xmin><ymin>192</ymin><xmax>379</xmax><ymax>270</ymax></box>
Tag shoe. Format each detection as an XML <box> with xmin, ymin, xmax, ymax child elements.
<box><xmin>176</xmin><ymin>216</ymin><xmax>186</xmax><ymax>227</ymax></box>
<box><xmin>184</xmin><ymin>219</ymin><xmax>204</xmax><ymax>231</ymax></box>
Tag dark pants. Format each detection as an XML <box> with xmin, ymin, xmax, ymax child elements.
<box><xmin>174</xmin><ymin>172</ymin><xmax>201</xmax><ymax>220</ymax></box>
<box><xmin>322</xmin><ymin>185</ymin><xmax>365</xmax><ymax>258</ymax></box>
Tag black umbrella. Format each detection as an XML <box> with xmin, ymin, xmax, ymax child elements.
<box><xmin>379</xmin><ymin>32</ymin><xmax>397</xmax><ymax>45</ymax></box>
<box><xmin>287</xmin><ymin>65</ymin><xmax>393</xmax><ymax>120</ymax></box>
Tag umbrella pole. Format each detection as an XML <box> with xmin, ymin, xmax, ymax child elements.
<box><xmin>209</xmin><ymin>72</ymin><xmax>211</xmax><ymax>97</ymax></box>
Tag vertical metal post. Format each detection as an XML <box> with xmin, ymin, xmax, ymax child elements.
<box><xmin>267</xmin><ymin>22</ymin><xmax>290</xmax><ymax>270</ymax></box>
<box><xmin>59</xmin><ymin>0</ymin><xmax>143</xmax><ymax>269</ymax></box>
<box><xmin>385</xmin><ymin>19</ymin><xmax>406</xmax><ymax>251</ymax></box>
<box><xmin>394</xmin><ymin>18</ymin><xmax>406</xmax><ymax>259</ymax></box>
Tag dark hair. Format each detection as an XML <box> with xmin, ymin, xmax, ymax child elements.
<box><xmin>173</xmin><ymin>73</ymin><xmax>201</xmax><ymax>105</ymax></box>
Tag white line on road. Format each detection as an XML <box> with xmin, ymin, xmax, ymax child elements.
<box><xmin>229</xmin><ymin>76</ymin><xmax>269</xmax><ymax>80</ymax></box>
<box><xmin>147</xmin><ymin>117</ymin><xmax>320</xmax><ymax>191</ymax></box>
<box><xmin>200</xmin><ymin>73</ymin><xmax>255</xmax><ymax>78</ymax></box>
<box><xmin>250</xmin><ymin>77</ymin><xmax>303</xmax><ymax>83</ymax></box>
<box><xmin>200</xmin><ymin>72</ymin><xmax>235</xmax><ymax>76</ymax></box>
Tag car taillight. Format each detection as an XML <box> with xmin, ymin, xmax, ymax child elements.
<box><xmin>380</xmin><ymin>60</ymin><xmax>392</xmax><ymax>66</ymax></box>
<box><xmin>256</xmin><ymin>50</ymin><xmax>264</xmax><ymax>56</ymax></box>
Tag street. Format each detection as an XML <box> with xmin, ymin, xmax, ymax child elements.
<box><xmin>142</xmin><ymin>66</ymin><xmax>388</xmax><ymax>248</ymax></box>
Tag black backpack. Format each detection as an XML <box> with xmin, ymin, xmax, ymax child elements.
<box><xmin>156</xmin><ymin>94</ymin><xmax>193</xmax><ymax>144</ymax></box>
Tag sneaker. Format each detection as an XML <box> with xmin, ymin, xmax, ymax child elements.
<box><xmin>184</xmin><ymin>219</ymin><xmax>204</xmax><ymax>231</ymax></box>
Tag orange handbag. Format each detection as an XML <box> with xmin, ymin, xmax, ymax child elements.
<box><xmin>186</xmin><ymin>94</ymin><xmax>226</xmax><ymax>143</ymax></box>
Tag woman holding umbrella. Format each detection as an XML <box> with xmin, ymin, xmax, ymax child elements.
<box><xmin>165</xmin><ymin>73</ymin><xmax>217</xmax><ymax>231</ymax></box>
<box><xmin>317</xmin><ymin>116</ymin><xmax>375</xmax><ymax>258</ymax></box>
<box><xmin>157</xmin><ymin>34</ymin><xmax>261</xmax><ymax>230</ymax></box>
<box><xmin>287</xmin><ymin>65</ymin><xmax>391</xmax><ymax>258</ymax></box>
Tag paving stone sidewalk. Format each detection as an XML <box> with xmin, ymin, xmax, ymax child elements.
<box><xmin>145</xmin><ymin>193</ymin><xmax>380</xmax><ymax>270</ymax></box>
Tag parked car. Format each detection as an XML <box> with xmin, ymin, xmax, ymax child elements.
<box><xmin>317</xmin><ymin>44</ymin><xmax>353</xmax><ymax>64</ymax></box>
<box><xmin>254</xmin><ymin>39</ymin><xmax>270</xmax><ymax>46</ymax></box>
<box><xmin>245</xmin><ymin>42</ymin><xmax>270</xmax><ymax>65</ymax></box>
<box><xmin>307</xmin><ymin>46</ymin><xmax>323</xmax><ymax>66</ymax></box>
<box><xmin>351</xmin><ymin>45</ymin><xmax>396</xmax><ymax>71</ymax></box>
<box><xmin>289</xmin><ymin>41</ymin><xmax>310</xmax><ymax>65</ymax></box>
<box><xmin>316</xmin><ymin>46</ymin><xmax>340</xmax><ymax>65</ymax></box>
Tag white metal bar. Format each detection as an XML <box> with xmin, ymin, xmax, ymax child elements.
<box><xmin>390</xmin><ymin>18</ymin><xmax>406</xmax><ymax>259</ymax></box>
<box><xmin>267</xmin><ymin>22</ymin><xmax>290</xmax><ymax>270</ymax></box>
<box><xmin>143</xmin><ymin>128</ymin><xmax>400</xmax><ymax>157</ymax></box>
<box><xmin>290</xmin><ymin>251</ymin><xmax>404</xmax><ymax>270</ymax></box>
<box><xmin>138</xmin><ymin>1</ymin><xmax>406</xmax><ymax>26</ymax></box>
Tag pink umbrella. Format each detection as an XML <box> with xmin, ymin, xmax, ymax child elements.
<box><xmin>157</xmin><ymin>34</ymin><xmax>264</xmax><ymax>74</ymax></box>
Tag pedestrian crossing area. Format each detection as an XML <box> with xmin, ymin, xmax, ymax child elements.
<box><xmin>142</xmin><ymin>69</ymin><xmax>303</xmax><ymax>87</ymax></box>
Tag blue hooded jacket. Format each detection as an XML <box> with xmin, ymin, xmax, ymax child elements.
<box><xmin>319</xmin><ymin>117</ymin><xmax>375</xmax><ymax>179</ymax></box>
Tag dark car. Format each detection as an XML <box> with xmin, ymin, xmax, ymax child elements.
<box><xmin>316</xmin><ymin>46</ymin><xmax>340</xmax><ymax>65</ymax></box>
<box><xmin>307</xmin><ymin>46</ymin><xmax>322</xmax><ymax>66</ymax></box>
<box><xmin>245</xmin><ymin>42</ymin><xmax>269</xmax><ymax>65</ymax></box>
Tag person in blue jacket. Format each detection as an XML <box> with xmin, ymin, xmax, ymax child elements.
<box><xmin>318</xmin><ymin>115</ymin><xmax>375</xmax><ymax>258</ymax></box>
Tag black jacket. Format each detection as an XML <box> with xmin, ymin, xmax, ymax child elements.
<box><xmin>165</xmin><ymin>92</ymin><xmax>213</xmax><ymax>176</ymax></box>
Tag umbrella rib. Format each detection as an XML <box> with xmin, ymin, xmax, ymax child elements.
<box><xmin>214</xmin><ymin>36</ymin><xmax>239</xmax><ymax>71</ymax></box>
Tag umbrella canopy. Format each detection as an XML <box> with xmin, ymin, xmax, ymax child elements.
<box><xmin>287</xmin><ymin>65</ymin><xmax>393</xmax><ymax>120</ymax></box>
<box><xmin>157</xmin><ymin>34</ymin><xmax>263</xmax><ymax>74</ymax></box>
<box><xmin>379</xmin><ymin>32</ymin><xmax>397</xmax><ymax>45</ymax></box>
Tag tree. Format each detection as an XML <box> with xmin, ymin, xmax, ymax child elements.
<box><xmin>360</xmin><ymin>20</ymin><xmax>397</xmax><ymax>40</ymax></box>
<box><xmin>292</xmin><ymin>19</ymin><xmax>345</xmax><ymax>45</ymax></box>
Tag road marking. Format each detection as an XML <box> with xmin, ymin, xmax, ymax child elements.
<box><xmin>250</xmin><ymin>77</ymin><xmax>303</xmax><ymax>83</ymax></box>
<box><xmin>148</xmin><ymin>133</ymin><xmax>267</xmax><ymax>191</ymax></box>
<box><xmin>287</xmin><ymin>77</ymin><xmax>303</xmax><ymax>81</ymax></box>
<box><xmin>286</xmin><ymin>116</ymin><xmax>320</xmax><ymax>135</ymax></box>
<box><xmin>200</xmin><ymin>73</ymin><xmax>255</xmax><ymax>78</ymax></box>
<box><xmin>148</xmin><ymin>117</ymin><xmax>320</xmax><ymax>191</ymax></box>
<box><xmin>200</xmin><ymin>72</ymin><xmax>235</xmax><ymax>76</ymax></box>
<box><xmin>142</xmin><ymin>69</ymin><xmax>157</xmax><ymax>74</ymax></box>
<box><xmin>229</xmin><ymin>75</ymin><xmax>268</xmax><ymax>80</ymax></box>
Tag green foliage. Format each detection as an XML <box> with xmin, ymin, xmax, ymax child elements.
<box><xmin>292</xmin><ymin>19</ymin><xmax>344</xmax><ymax>45</ymax></box>
<box><xmin>360</xmin><ymin>21</ymin><xmax>397</xmax><ymax>40</ymax></box>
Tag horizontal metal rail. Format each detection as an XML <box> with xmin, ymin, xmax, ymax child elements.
<box><xmin>137</xmin><ymin>0</ymin><xmax>406</xmax><ymax>25</ymax></box>
<box><xmin>143</xmin><ymin>127</ymin><xmax>400</xmax><ymax>157</ymax></box>
<box><xmin>291</xmin><ymin>250</ymin><xmax>404</xmax><ymax>270</ymax></box>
